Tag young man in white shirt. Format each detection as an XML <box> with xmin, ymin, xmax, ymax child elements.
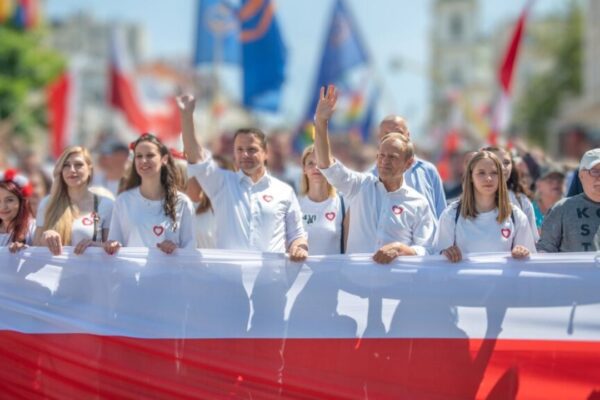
<box><xmin>177</xmin><ymin>95</ymin><xmax>308</xmax><ymax>261</ymax></box>
<box><xmin>313</xmin><ymin>85</ymin><xmax>436</xmax><ymax>263</ymax></box>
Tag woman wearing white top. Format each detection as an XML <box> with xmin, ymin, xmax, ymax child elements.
<box><xmin>298</xmin><ymin>145</ymin><xmax>347</xmax><ymax>255</ymax></box>
<box><xmin>0</xmin><ymin>170</ymin><xmax>35</xmax><ymax>252</ymax></box>
<box><xmin>483</xmin><ymin>146</ymin><xmax>539</xmax><ymax>241</ymax></box>
<box><xmin>104</xmin><ymin>133</ymin><xmax>195</xmax><ymax>255</ymax></box>
<box><xmin>435</xmin><ymin>150</ymin><xmax>536</xmax><ymax>262</ymax></box>
<box><xmin>34</xmin><ymin>147</ymin><xmax>113</xmax><ymax>255</ymax></box>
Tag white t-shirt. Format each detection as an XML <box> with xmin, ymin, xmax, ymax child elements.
<box><xmin>194</xmin><ymin>208</ymin><xmax>217</xmax><ymax>249</ymax></box>
<box><xmin>108</xmin><ymin>188</ymin><xmax>196</xmax><ymax>249</ymax></box>
<box><xmin>319</xmin><ymin>161</ymin><xmax>436</xmax><ymax>256</ymax></box>
<box><xmin>433</xmin><ymin>202</ymin><xmax>537</xmax><ymax>254</ymax></box>
<box><xmin>187</xmin><ymin>152</ymin><xmax>306</xmax><ymax>253</ymax></box>
<box><xmin>509</xmin><ymin>190</ymin><xmax>539</xmax><ymax>241</ymax></box>
<box><xmin>37</xmin><ymin>194</ymin><xmax>114</xmax><ymax>245</ymax></box>
<box><xmin>299</xmin><ymin>195</ymin><xmax>344</xmax><ymax>255</ymax></box>
<box><xmin>0</xmin><ymin>219</ymin><xmax>36</xmax><ymax>246</ymax></box>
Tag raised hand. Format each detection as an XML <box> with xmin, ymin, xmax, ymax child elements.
<box><xmin>315</xmin><ymin>85</ymin><xmax>338</xmax><ymax>124</ymax></box>
<box><xmin>176</xmin><ymin>94</ymin><xmax>196</xmax><ymax>114</ymax></box>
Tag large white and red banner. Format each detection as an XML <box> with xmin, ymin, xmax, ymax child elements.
<box><xmin>1</xmin><ymin>248</ymin><xmax>599</xmax><ymax>399</ymax></box>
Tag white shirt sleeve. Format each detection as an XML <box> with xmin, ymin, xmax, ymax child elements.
<box><xmin>98</xmin><ymin>196</ymin><xmax>114</xmax><ymax>230</ymax></box>
<box><xmin>187</xmin><ymin>151</ymin><xmax>228</xmax><ymax>200</ymax></box>
<box><xmin>433</xmin><ymin>204</ymin><xmax>457</xmax><ymax>254</ymax></box>
<box><xmin>512</xmin><ymin>206</ymin><xmax>537</xmax><ymax>253</ymax></box>
<box><xmin>409</xmin><ymin>203</ymin><xmax>437</xmax><ymax>256</ymax></box>
<box><xmin>285</xmin><ymin>191</ymin><xmax>307</xmax><ymax>249</ymax></box>
<box><xmin>36</xmin><ymin>196</ymin><xmax>49</xmax><ymax>228</ymax></box>
<box><xmin>107</xmin><ymin>196</ymin><xmax>125</xmax><ymax>244</ymax></box>
<box><xmin>178</xmin><ymin>195</ymin><xmax>197</xmax><ymax>250</ymax></box>
<box><xmin>319</xmin><ymin>160</ymin><xmax>368</xmax><ymax>202</ymax></box>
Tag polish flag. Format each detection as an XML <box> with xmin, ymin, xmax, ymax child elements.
<box><xmin>108</xmin><ymin>29</ymin><xmax>181</xmax><ymax>141</ymax></box>
<box><xmin>0</xmin><ymin>249</ymin><xmax>599</xmax><ymax>399</ymax></box>
<box><xmin>490</xmin><ymin>1</ymin><xmax>534</xmax><ymax>144</ymax></box>
<box><xmin>47</xmin><ymin>64</ymin><xmax>80</xmax><ymax>159</ymax></box>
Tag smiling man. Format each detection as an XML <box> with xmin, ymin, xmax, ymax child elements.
<box><xmin>537</xmin><ymin>149</ymin><xmax>600</xmax><ymax>252</ymax></box>
<box><xmin>312</xmin><ymin>85</ymin><xmax>435</xmax><ymax>263</ymax></box>
<box><xmin>177</xmin><ymin>95</ymin><xmax>308</xmax><ymax>261</ymax></box>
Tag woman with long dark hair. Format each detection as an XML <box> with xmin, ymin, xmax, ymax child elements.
<box><xmin>34</xmin><ymin>146</ymin><xmax>114</xmax><ymax>255</ymax></box>
<box><xmin>0</xmin><ymin>169</ymin><xmax>35</xmax><ymax>252</ymax></box>
<box><xmin>104</xmin><ymin>133</ymin><xmax>195</xmax><ymax>254</ymax></box>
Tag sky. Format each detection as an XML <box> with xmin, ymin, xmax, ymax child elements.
<box><xmin>46</xmin><ymin>0</ymin><xmax>572</xmax><ymax>136</ymax></box>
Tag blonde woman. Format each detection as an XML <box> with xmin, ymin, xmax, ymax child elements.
<box><xmin>34</xmin><ymin>146</ymin><xmax>114</xmax><ymax>255</ymax></box>
<box><xmin>104</xmin><ymin>133</ymin><xmax>195</xmax><ymax>255</ymax></box>
<box><xmin>299</xmin><ymin>145</ymin><xmax>348</xmax><ymax>255</ymax></box>
<box><xmin>434</xmin><ymin>150</ymin><xmax>535</xmax><ymax>262</ymax></box>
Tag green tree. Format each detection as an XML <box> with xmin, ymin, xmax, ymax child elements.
<box><xmin>513</xmin><ymin>1</ymin><xmax>582</xmax><ymax>146</ymax></box>
<box><xmin>0</xmin><ymin>25</ymin><xmax>64</xmax><ymax>147</ymax></box>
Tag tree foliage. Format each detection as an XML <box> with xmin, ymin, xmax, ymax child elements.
<box><xmin>0</xmin><ymin>26</ymin><xmax>64</xmax><ymax>143</ymax></box>
<box><xmin>513</xmin><ymin>1</ymin><xmax>582</xmax><ymax>146</ymax></box>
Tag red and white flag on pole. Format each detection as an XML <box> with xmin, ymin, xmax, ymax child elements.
<box><xmin>490</xmin><ymin>1</ymin><xmax>534</xmax><ymax>144</ymax></box>
<box><xmin>46</xmin><ymin>62</ymin><xmax>81</xmax><ymax>159</ymax></box>
<box><xmin>108</xmin><ymin>28</ymin><xmax>181</xmax><ymax>142</ymax></box>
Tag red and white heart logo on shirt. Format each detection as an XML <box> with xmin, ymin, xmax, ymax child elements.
<box><xmin>392</xmin><ymin>205</ymin><xmax>404</xmax><ymax>215</ymax></box>
<box><xmin>325</xmin><ymin>212</ymin><xmax>336</xmax><ymax>221</ymax></box>
<box><xmin>501</xmin><ymin>228</ymin><xmax>511</xmax><ymax>239</ymax></box>
<box><xmin>153</xmin><ymin>226</ymin><xmax>165</xmax><ymax>236</ymax></box>
<box><xmin>262</xmin><ymin>194</ymin><xmax>273</xmax><ymax>203</ymax></box>
<box><xmin>82</xmin><ymin>217</ymin><xmax>93</xmax><ymax>226</ymax></box>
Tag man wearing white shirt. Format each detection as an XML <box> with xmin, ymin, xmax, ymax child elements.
<box><xmin>374</xmin><ymin>115</ymin><xmax>447</xmax><ymax>219</ymax></box>
<box><xmin>177</xmin><ymin>95</ymin><xmax>308</xmax><ymax>261</ymax></box>
<box><xmin>313</xmin><ymin>85</ymin><xmax>436</xmax><ymax>263</ymax></box>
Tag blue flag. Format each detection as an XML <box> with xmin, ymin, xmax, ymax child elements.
<box><xmin>240</xmin><ymin>0</ymin><xmax>287</xmax><ymax>111</ymax></box>
<box><xmin>194</xmin><ymin>0</ymin><xmax>240</xmax><ymax>65</ymax></box>
<box><xmin>295</xmin><ymin>0</ymin><xmax>372</xmax><ymax>151</ymax></box>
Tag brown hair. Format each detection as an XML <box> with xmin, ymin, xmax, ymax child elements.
<box><xmin>43</xmin><ymin>146</ymin><xmax>94</xmax><ymax>245</ymax></box>
<box><xmin>122</xmin><ymin>134</ymin><xmax>179</xmax><ymax>225</ymax></box>
<box><xmin>461</xmin><ymin>150</ymin><xmax>511</xmax><ymax>223</ymax></box>
<box><xmin>233</xmin><ymin>128</ymin><xmax>268</xmax><ymax>150</ymax></box>
<box><xmin>481</xmin><ymin>146</ymin><xmax>532</xmax><ymax>199</ymax></box>
<box><xmin>299</xmin><ymin>145</ymin><xmax>336</xmax><ymax>198</ymax></box>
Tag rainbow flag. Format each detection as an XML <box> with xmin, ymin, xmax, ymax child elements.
<box><xmin>1</xmin><ymin>0</ymin><xmax>41</xmax><ymax>30</ymax></box>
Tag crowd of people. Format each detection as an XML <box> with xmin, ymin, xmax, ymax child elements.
<box><xmin>1</xmin><ymin>84</ymin><xmax>599</xmax><ymax>261</ymax></box>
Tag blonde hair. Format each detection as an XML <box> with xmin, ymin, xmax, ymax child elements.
<box><xmin>43</xmin><ymin>146</ymin><xmax>94</xmax><ymax>245</ymax></box>
<box><xmin>299</xmin><ymin>145</ymin><xmax>336</xmax><ymax>198</ymax></box>
<box><xmin>461</xmin><ymin>150</ymin><xmax>511</xmax><ymax>223</ymax></box>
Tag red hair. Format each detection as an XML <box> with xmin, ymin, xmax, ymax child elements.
<box><xmin>0</xmin><ymin>181</ymin><xmax>32</xmax><ymax>243</ymax></box>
